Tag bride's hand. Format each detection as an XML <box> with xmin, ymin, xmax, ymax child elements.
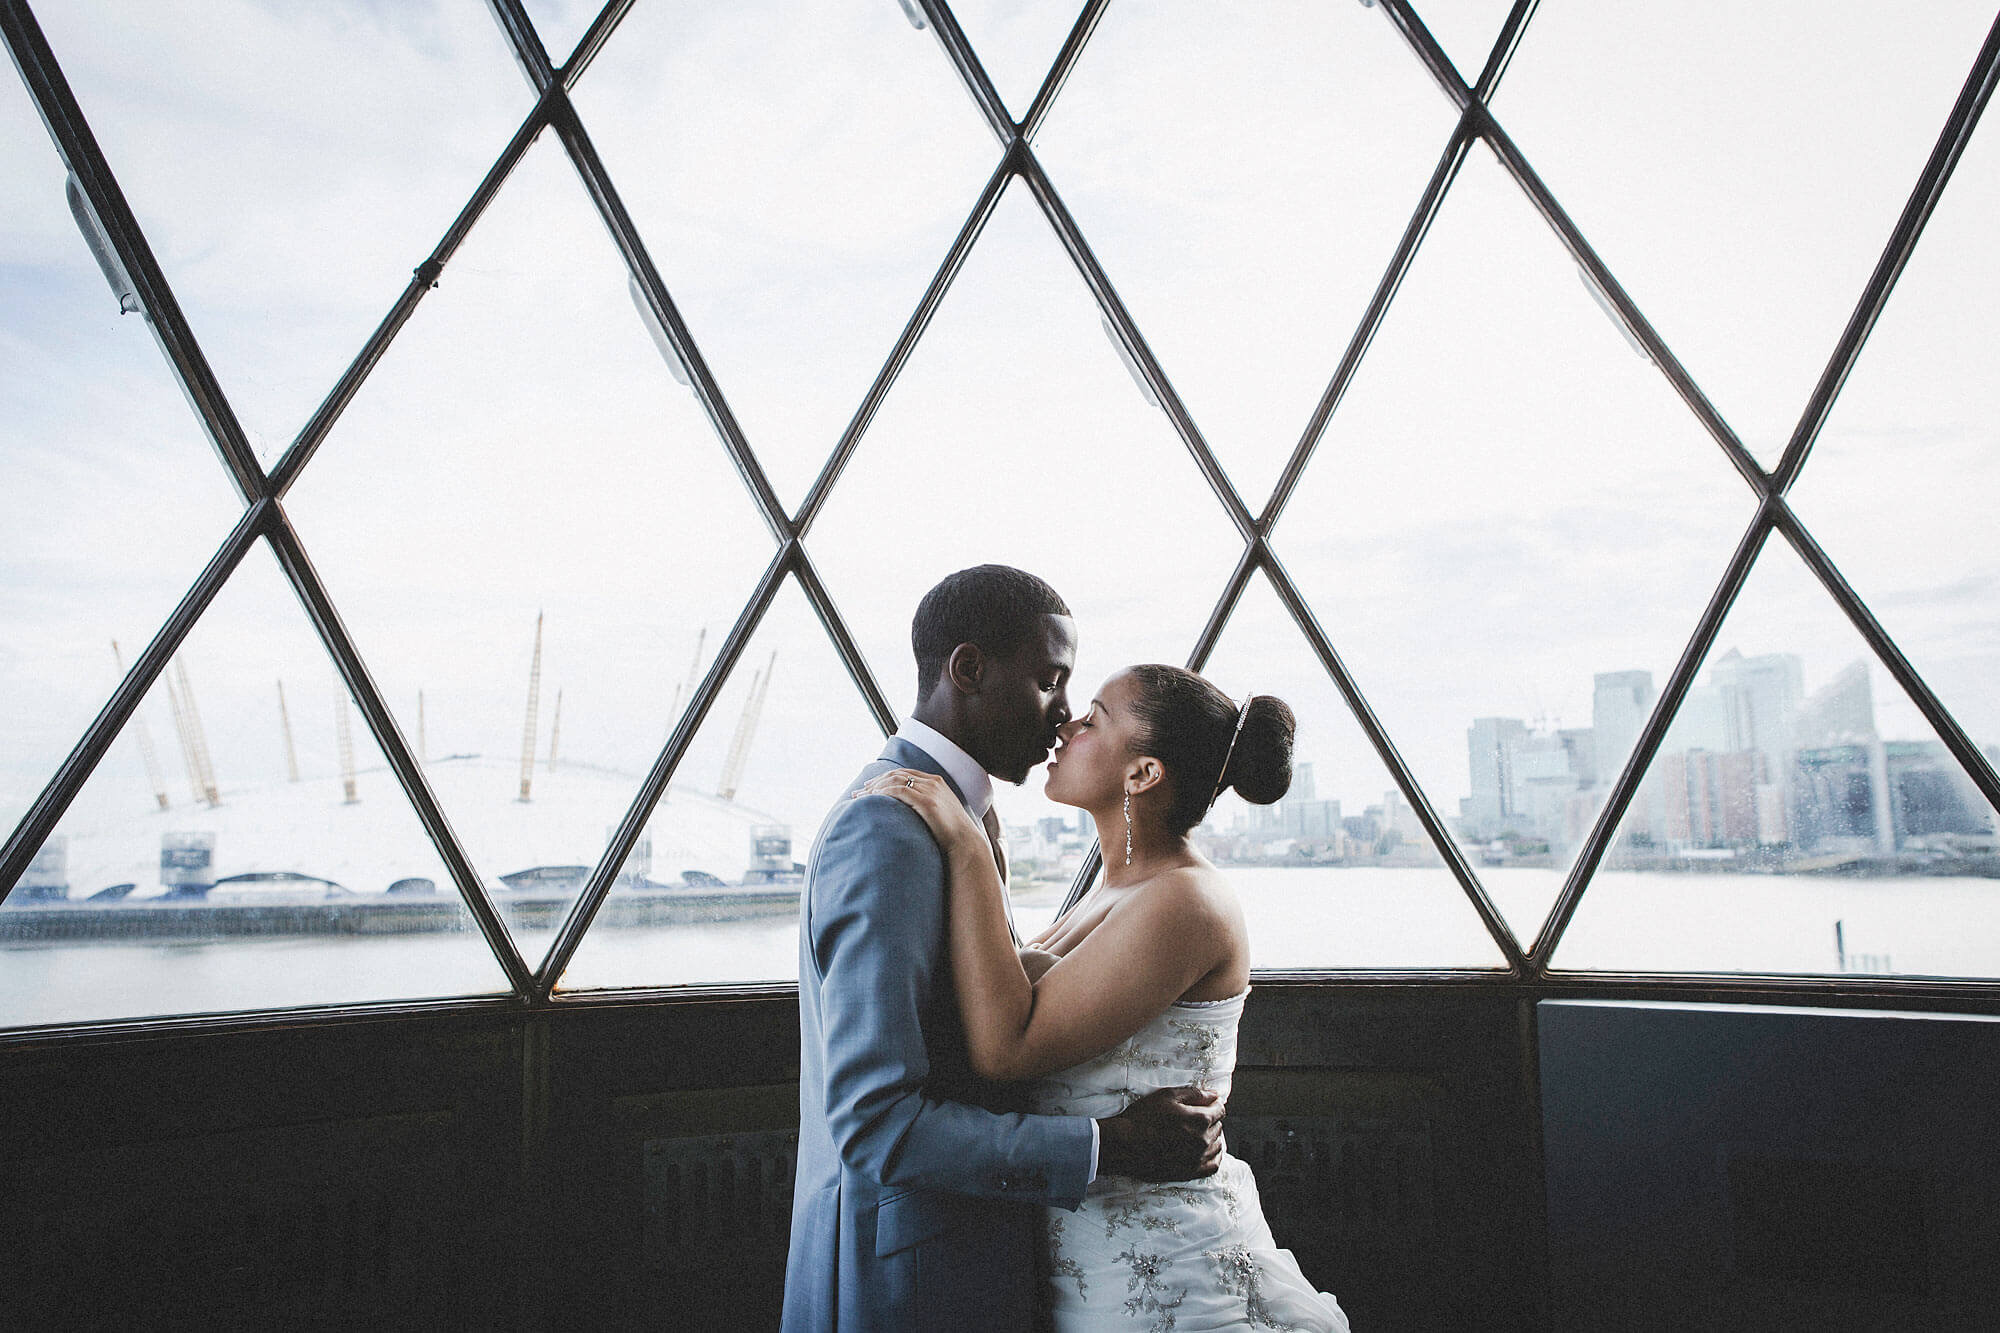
<box><xmin>855</xmin><ymin>768</ymin><xmax>985</xmax><ymax>852</ymax></box>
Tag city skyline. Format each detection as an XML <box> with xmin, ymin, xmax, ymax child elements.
<box><xmin>1459</xmin><ymin>646</ymin><xmax>1997</xmax><ymax>866</ymax></box>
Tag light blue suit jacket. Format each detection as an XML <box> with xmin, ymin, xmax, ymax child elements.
<box><xmin>782</xmin><ymin>738</ymin><xmax>1095</xmax><ymax>1332</ymax></box>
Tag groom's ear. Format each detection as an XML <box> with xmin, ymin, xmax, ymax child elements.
<box><xmin>945</xmin><ymin>642</ymin><xmax>985</xmax><ymax>695</ymax></box>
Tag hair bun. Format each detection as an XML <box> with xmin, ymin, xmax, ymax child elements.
<box><xmin>1223</xmin><ymin>695</ymin><xmax>1295</xmax><ymax>806</ymax></box>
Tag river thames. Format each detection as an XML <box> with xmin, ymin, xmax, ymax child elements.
<box><xmin>3</xmin><ymin>867</ymin><xmax>1996</xmax><ymax>1029</ymax></box>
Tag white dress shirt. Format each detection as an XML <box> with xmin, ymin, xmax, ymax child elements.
<box><xmin>893</xmin><ymin>716</ymin><xmax>993</xmax><ymax>819</ymax></box>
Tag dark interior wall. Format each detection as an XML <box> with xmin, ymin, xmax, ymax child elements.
<box><xmin>7</xmin><ymin>984</ymin><xmax>1992</xmax><ymax>1328</ymax></box>
<box><xmin>0</xmin><ymin>986</ymin><xmax>1546</xmax><ymax>1331</ymax></box>
<box><xmin>0</xmin><ymin>1009</ymin><xmax>533</xmax><ymax>1329</ymax></box>
<box><xmin>1540</xmin><ymin>1000</ymin><xmax>2000</xmax><ymax>1333</ymax></box>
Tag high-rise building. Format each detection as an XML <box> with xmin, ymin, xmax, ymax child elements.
<box><xmin>1290</xmin><ymin>762</ymin><xmax>1317</xmax><ymax>803</ymax></box>
<box><xmin>1558</xmin><ymin>728</ymin><xmax>1597</xmax><ymax>792</ymax></box>
<box><xmin>1591</xmin><ymin>670</ymin><xmax>1654</xmax><ymax>790</ymax></box>
<box><xmin>1797</xmin><ymin>659</ymin><xmax>1877</xmax><ymax>748</ymax></box>
<box><xmin>1465</xmin><ymin>717</ymin><xmax>1528</xmax><ymax>838</ymax></box>
<box><xmin>1707</xmin><ymin>649</ymin><xmax>1804</xmax><ymax>760</ymax></box>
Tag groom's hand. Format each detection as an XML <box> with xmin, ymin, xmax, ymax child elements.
<box><xmin>1096</xmin><ymin>1086</ymin><xmax>1225</xmax><ymax>1182</ymax></box>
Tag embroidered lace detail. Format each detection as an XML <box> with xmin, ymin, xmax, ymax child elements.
<box><xmin>1207</xmin><ymin>1243</ymin><xmax>1302</xmax><ymax>1330</ymax></box>
<box><xmin>1045</xmin><ymin>1214</ymin><xmax>1088</xmax><ymax>1299</ymax></box>
<box><xmin>1100</xmin><ymin>1185</ymin><xmax>1205</xmax><ymax>1240</ymax></box>
<box><xmin>1215</xmin><ymin>1171</ymin><xmax>1245</xmax><ymax>1223</ymax></box>
<box><xmin>1033</xmin><ymin>989</ymin><xmax>1346</xmax><ymax>1330</ymax></box>
<box><xmin>1116</xmin><ymin>1247</ymin><xmax>1186</xmax><ymax>1332</ymax></box>
<box><xmin>1165</xmin><ymin>1018</ymin><xmax>1226</xmax><ymax>1085</ymax></box>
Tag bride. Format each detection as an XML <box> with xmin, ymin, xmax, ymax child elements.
<box><xmin>860</xmin><ymin>664</ymin><xmax>1350</xmax><ymax>1332</ymax></box>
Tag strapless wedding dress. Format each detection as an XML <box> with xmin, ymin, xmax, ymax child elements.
<box><xmin>1030</xmin><ymin>989</ymin><xmax>1351</xmax><ymax>1331</ymax></box>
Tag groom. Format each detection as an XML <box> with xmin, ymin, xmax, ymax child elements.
<box><xmin>782</xmin><ymin>565</ymin><xmax>1224</xmax><ymax>1332</ymax></box>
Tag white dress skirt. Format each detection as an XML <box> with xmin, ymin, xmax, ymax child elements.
<box><xmin>1031</xmin><ymin>989</ymin><xmax>1351</xmax><ymax>1332</ymax></box>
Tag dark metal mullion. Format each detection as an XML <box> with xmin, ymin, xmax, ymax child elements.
<box><xmin>1020</xmin><ymin>0</ymin><xmax>1109</xmax><ymax>143</ymax></box>
<box><xmin>1477</xmin><ymin>112</ymin><xmax>1767</xmax><ymax>495</ymax></box>
<box><xmin>2</xmin><ymin>0</ymin><xmax>265</xmax><ymax>504</ymax></box>
<box><xmin>1770</xmin><ymin>11</ymin><xmax>2000</xmax><ymax>496</ymax></box>
<box><xmin>1260</xmin><ymin>550</ymin><xmax>1527</xmax><ymax>973</ymax></box>
<box><xmin>493</xmin><ymin>0</ymin><xmax>796</xmax><ymax>548</ymax></box>
<box><xmin>536</xmin><ymin>548</ymin><xmax>796</xmax><ymax>996</ymax></box>
<box><xmin>546</xmin><ymin>92</ymin><xmax>794</xmax><ymax>542</ymax></box>
<box><xmin>1017</xmin><ymin>148</ymin><xmax>1258</xmax><ymax>538</ymax></box>
<box><xmin>793</xmin><ymin>155</ymin><xmax>1012</xmax><ymax>536</ymax></box>
<box><xmin>794</xmin><ymin>547</ymin><xmax>899</xmax><ymax>736</ymax></box>
<box><xmin>1528</xmin><ymin>503</ymin><xmax>1777</xmax><ymax>970</ymax></box>
<box><xmin>1057</xmin><ymin>845</ymin><xmax>1103</xmax><ymax>921</ymax></box>
<box><xmin>1471</xmin><ymin>0</ymin><xmax>1540</xmax><ymax>103</ymax></box>
<box><xmin>485</xmin><ymin>0</ymin><xmax>557</xmax><ymax>91</ymax></box>
<box><xmin>1260</xmin><ymin>118</ymin><xmax>1476</xmax><ymax>530</ymax></box>
<box><xmin>559</xmin><ymin>0</ymin><xmax>636</xmax><ymax>89</ymax></box>
<box><xmin>1773</xmin><ymin>504</ymin><xmax>2000</xmax><ymax>814</ymax></box>
<box><xmin>1056</xmin><ymin>547</ymin><xmax>1257</xmax><ymax>921</ymax></box>
<box><xmin>1377</xmin><ymin>0</ymin><xmax>1473</xmax><ymax>112</ymax></box>
<box><xmin>916</xmin><ymin>0</ymin><xmax>1015</xmax><ymax>142</ymax></box>
<box><xmin>1185</xmin><ymin>545</ymin><xmax>1260</xmax><ymax>676</ymax></box>
<box><xmin>266</xmin><ymin>511</ymin><xmax>534</xmax><ymax>997</ymax></box>
<box><xmin>0</xmin><ymin>501</ymin><xmax>271</xmax><ymax>903</ymax></box>
<box><xmin>270</xmin><ymin>92</ymin><xmax>555</xmax><ymax>496</ymax></box>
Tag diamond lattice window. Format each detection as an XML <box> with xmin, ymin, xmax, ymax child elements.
<box><xmin>3</xmin><ymin>1</ymin><xmax>1998</xmax><ymax>1031</ymax></box>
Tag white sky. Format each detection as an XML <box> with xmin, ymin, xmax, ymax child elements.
<box><xmin>4</xmin><ymin>1</ymin><xmax>1997</xmax><ymax>906</ymax></box>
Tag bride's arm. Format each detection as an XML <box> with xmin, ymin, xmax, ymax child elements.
<box><xmin>858</xmin><ymin>770</ymin><xmax>1231</xmax><ymax>1083</ymax></box>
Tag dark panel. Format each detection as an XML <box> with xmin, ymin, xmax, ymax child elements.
<box><xmin>537</xmin><ymin>998</ymin><xmax>800</xmax><ymax>1330</ymax></box>
<box><xmin>1540</xmin><ymin>1000</ymin><xmax>2000</xmax><ymax>1331</ymax></box>
<box><xmin>0</xmin><ymin>1013</ymin><xmax>526</xmax><ymax>1329</ymax></box>
<box><xmin>0</xmin><ymin>987</ymin><xmax>1548</xmax><ymax>1329</ymax></box>
<box><xmin>1234</xmin><ymin>986</ymin><xmax>1545</xmax><ymax>1332</ymax></box>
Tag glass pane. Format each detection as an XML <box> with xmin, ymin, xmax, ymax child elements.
<box><xmin>1492</xmin><ymin>1</ymin><xmax>1998</xmax><ymax>466</ymax></box>
<box><xmin>522</xmin><ymin>0</ymin><xmax>599</xmax><ymax>70</ymax></box>
<box><xmin>559</xmin><ymin>578</ymin><xmax>886</xmax><ymax>990</ymax></box>
<box><xmin>33</xmin><ymin>1</ymin><xmax>532</xmax><ymax>463</ymax></box>
<box><xmin>0</xmin><ymin>69</ymin><xmax>242</xmax><ymax>846</ymax></box>
<box><xmin>1789</xmin><ymin>90</ymin><xmax>2000</xmax><ymax>759</ymax></box>
<box><xmin>1034</xmin><ymin>0</ymin><xmax>1456</xmax><ymax>509</ymax></box>
<box><xmin>0</xmin><ymin>541</ymin><xmax>510</xmax><ymax>1030</ymax></box>
<box><xmin>571</xmin><ymin>0</ymin><xmax>998</xmax><ymax>513</ymax></box>
<box><xmin>1199</xmin><ymin>572</ymin><xmax>1508</xmax><ymax>969</ymax></box>
<box><xmin>951</xmin><ymin>0</ymin><xmax>1083</xmax><ymax>120</ymax></box>
<box><xmin>1555</xmin><ymin>538</ymin><xmax>2000</xmax><ymax>978</ymax></box>
<box><xmin>286</xmin><ymin>136</ymin><xmax>774</xmax><ymax>969</ymax></box>
<box><xmin>807</xmin><ymin>181</ymin><xmax>1243</xmax><ymax>839</ymax></box>
<box><xmin>1409</xmin><ymin>0</ymin><xmax>1516</xmax><ymax>87</ymax></box>
<box><xmin>1275</xmin><ymin>151</ymin><xmax>1757</xmax><ymax>945</ymax></box>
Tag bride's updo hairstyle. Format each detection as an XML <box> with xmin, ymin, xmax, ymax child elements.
<box><xmin>1124</xmin><ymin>665</ymin><xmax>1295</xmax><ymax>837</ymax></box>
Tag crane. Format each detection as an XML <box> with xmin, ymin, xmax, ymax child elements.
<box><xmin>717</xmin><ymin>651</ymin><xmax>775</xmax><ymax>804</ymax></box>
<box><xmin>518</xmin><ymin>611</ymin><xmax>544</xmax><ymax>802</ymax></box>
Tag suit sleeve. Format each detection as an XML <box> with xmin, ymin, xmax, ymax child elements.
<box><xmin>810</xmin><ymin>793</ymin><xmax>1094</xmax><ymax>1209</ymax></box>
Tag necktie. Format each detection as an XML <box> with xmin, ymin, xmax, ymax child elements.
<box><xmin>981</xmin><ymin>804</ymin><xmax>1020</xmax><ymax>945</ymax></box>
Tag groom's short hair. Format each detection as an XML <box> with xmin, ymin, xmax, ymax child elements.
<box><xmin>912</xmin><ymin>565</ymin><xmax>1071</xmax><ymax>694</ymax></box>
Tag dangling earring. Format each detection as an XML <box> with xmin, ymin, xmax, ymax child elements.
<box><xmin>1123</xmin><ymin>790</ymin><xmax>1133</xmax><ymax>867</ymax></box>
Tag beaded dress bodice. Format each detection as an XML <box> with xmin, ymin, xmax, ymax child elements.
<box><xmin>1027</xmin><ymin>989</ymin><xmax>1350</xmax><ymax>1332</ymax></box>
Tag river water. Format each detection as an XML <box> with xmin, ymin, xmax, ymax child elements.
<box><xmin>4</xmin><ymin>867</ymin><xmax>1995</xmax><ymax>1029</ymax></box>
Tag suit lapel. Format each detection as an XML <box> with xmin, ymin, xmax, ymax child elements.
<box><xmin>879</xmin><ymin>737</ymin><xmax>1019</xmax><ymax>945</ymax></box>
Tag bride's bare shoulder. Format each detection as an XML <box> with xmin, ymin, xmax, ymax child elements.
<box><xmin>1136</xmin><ymin>863</ymin><xmax>1240</xmax><ymax>926</ymax></box>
